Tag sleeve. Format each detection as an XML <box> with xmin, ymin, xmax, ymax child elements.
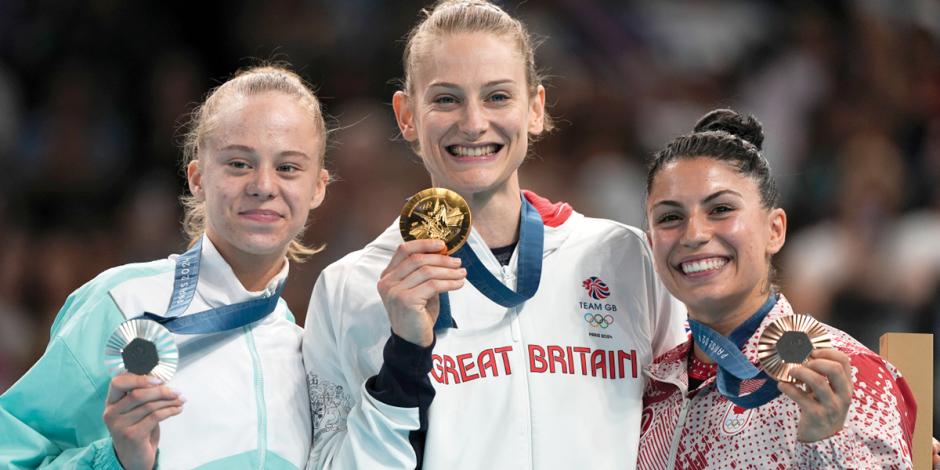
<box><xmin>793</xmin><ymin>352</ymin><xmax>916</xmax><ymax>468</ymax></box>
<box><xmin>641</xmin><ymin>237</ymin><xmax>688</xmax><ymax>357</ymax></box>
<box><xmin>302</xmin><ymin>269</ymin><xmax>436</xmax><ymax>470</ymax></box>
<box><xmin>0</xmin><ymin>288</ymin><xmax>127</xmax><ymax>470</ymax></box>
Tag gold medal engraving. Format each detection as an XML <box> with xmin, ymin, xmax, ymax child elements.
<box><xmin>400</xmin><ymin>188</ymin><xmax>472</xmax><ymax>255</ymax></box>
<box><xmin>757</xmin><ymin>314</ymin><xmax>832</xmax><ymax>383</ymax></box>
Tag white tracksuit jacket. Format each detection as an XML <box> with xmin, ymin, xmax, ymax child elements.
<box><xmin>302</xmin><ymin>191</ymin><xmax>687</xmax><ymax>470</ymax></box>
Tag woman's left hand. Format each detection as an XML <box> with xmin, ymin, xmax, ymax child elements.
<box><xmin>778</xmin><ymin>348</ymin><xmax>853</xmax><ymax>442</ymax></box>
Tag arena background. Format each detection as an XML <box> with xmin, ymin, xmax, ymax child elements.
<box><xmin>1</xmin><ymin>0</ymin><xmax>938</xmax><ymax>428</ymax></box>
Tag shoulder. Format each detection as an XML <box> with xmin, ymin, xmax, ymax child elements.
<box><xmin>314</xmin><ymin>225</ymin><xmax>398</xmax><ymax>305</ymax></box>
<box><xmin>565</xmin><ymin>215</ymin><xmax>654</xmax><ymax>260</ymax></box>
<box><xmin>52</xmin><ymin>259</ymin><xmax>175</xmax><ymax>336</ymax></box>
<box><xmin>819</xmin><ymin>321</ymin><xmax>912</xmax><ymax>400</ymax></box>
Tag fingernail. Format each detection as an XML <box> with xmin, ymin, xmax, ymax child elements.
<box><xmin>147</xmin><ymin>377</ymin><xmax>163</xmax><ymax>385</ymax></box>
<box><xmin>178</xmin><ymin>395</ymin><xmax>187</xmax><ymax>404</ymax></box>
<box><xmin>169</xmin><ymin>387</ymin><xmax>182</xmax><ymax>397</ymax></box>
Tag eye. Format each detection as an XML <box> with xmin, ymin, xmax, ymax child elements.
<box><xmin>228</xmin><ymin>160</ymin><xmax>251</xmax><ymax>170</ymax></box>
<box><xmin>432</xmin><ymin>95</ymin><xmax>458</xmax><ymax>106</ymax></box>
<box><xmin>277</xmin><ymin>163</ymin><xmax>301</xmax><ymax>173</ymax></box>
<box><xmin>710</xmin><ymin>204</ymin><xmax>735</xmax><ymax>216</ymax></box>
<box><xmin>488</xmin><ymin>92</ymin><xmax>511</xmax><ymax>103</ymax></box>
<box><xmin>655</xmin><ymin>212</ymin><xmax>683</xmax><ymax>225</ymax></box>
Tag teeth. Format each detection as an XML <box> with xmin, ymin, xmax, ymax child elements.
<box><xmin>681</xmin><ymin>257</ymin><xmax>728</xmax><ymax>274</ymax></box>
<box><xmin>450</xmin><ymin>144</ymin><xmax>498</xmax><ymax>157</ymax></box>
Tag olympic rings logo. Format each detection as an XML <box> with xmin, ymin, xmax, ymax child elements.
<box><xmin>584</xmin><ymin>313</ymin><xmax>614</xmax><ymax>329</ymax></box>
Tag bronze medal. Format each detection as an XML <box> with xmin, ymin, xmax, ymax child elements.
<box><xmin>757</xmin><ymin>314</ymin><xmax>832</xmax><ymax>383</ymax></box>
<box><xmin>400</xmin><ymin>188</ymin><xmax>472</xmax><ymax>255</ymax></box>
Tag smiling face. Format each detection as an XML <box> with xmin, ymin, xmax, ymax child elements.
<box><xmin>393</xmin><ymin>31</ymin><xmax>545</xmax><ymax>198</ymax></box>
<box><xmin>646</xmin><ymin>157</ymin><xmax>786</xmax><ymax>328</ymax></box>
<box><xmin>187</xmin><ymin>91</ymin><xmax>328</xmax><ymax>266</ymax></box>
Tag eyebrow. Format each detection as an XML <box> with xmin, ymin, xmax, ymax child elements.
<box><xmin>219</xmin><ymin>144</ymin><xmax>310</xmax><ymax>160</ymax></box>
<box><xmin>652</xmin><ymin>189</ymin><xmax>744</xmax><ymax>209</ymax></box>
<box><xmin>426</xmin><ymin>79</ymin><xmax>517</xmax><ymax>90</ymax></box>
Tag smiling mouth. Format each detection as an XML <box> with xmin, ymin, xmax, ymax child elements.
<box><xmin>446</xmin><ymin>144</ymin><xmax>502</xmax><ymax>157</ymax></box>
<box><xmin>678</xmin><ymin>257</ymin><xmax>730</xmax><ymax>276</ymax></box>
<box><xmin>240</xmin><ymin>210</ymin><xmax>283</xmax><ymax>221</ymax></box>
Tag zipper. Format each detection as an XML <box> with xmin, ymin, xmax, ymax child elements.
<box><xmin>244</xmin><ymin>326</ymin><xmax>268</xmax><ymax>469</ymax></box>
<box><xmin>497</xmin><ymin>262</ymin><xmax>531</xmax><ymax>468</ymax></box>
<box><xmin>499</xmin><ymin>266</ymin><xmax>521</xmax><ymax>343</ymax></box>
<box><xmin>666</xmin><ymin>397</ymin><xmax>692</xmax><ymax>470</ymax></box>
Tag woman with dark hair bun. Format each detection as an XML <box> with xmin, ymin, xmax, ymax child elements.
<box><xmin>637</xmin><ymin>109</ymin><xmax>915</xmax><ymax>468</ymax></box>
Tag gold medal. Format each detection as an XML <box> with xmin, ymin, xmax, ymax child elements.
<box><xmin>757</xmin><ymin>314</ymin><xmax>832</xmax><ymax>383</ymax></box>
<box><xmin>400</xmin><ymin>188</ymin><xmax>472</xmax><ymax>255</ymax></box>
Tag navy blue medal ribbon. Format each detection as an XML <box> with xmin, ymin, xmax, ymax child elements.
<box><xmin>688</xmin><ymin>293</ymin><xmax>781</xmax><ymax>409</ymax></box>
<box><xmin>434</xmin><ymin>194</ymin><xmax>544</xmax><ymax>331</ymax></box>
<box><xmin>136</xmin><ymin>238</ymin><xmax>284</xmax><ymax>334</ymax></box>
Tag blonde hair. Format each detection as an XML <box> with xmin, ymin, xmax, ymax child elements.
<box><xmin>180</xmin><ymin>65</ymin><xmax>327</xmax><ymax>262</ymax></box>
<box><xmin>402</xmin><ymin>0</ymin><xmax>554</xmax><ymax>132</ymax></box>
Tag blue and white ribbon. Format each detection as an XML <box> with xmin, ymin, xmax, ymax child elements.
<box><xmin>688</xmin><ymin>293</ymin><xmax>781</xmax><ymax>409</ymax></box>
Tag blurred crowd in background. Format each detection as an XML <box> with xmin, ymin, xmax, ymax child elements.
<box><xmin>1</xmin><ymin>0</ymin><xmax>938</xmax><ymax>425</ymax></box>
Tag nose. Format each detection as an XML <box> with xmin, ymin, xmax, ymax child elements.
<box><xmin>680</xmin><ymin>212</ymin><xmax>710</xmax><ymax>248</ymax></box>
<box><xmin>459</xmin><ymin>101</ymin><xmax>487</xmax><ymax>139</ymax></box>
<box><xmin>247</xmin><ymin>166</ymin><xmax>277</xmax><ymax>199</ymax></box>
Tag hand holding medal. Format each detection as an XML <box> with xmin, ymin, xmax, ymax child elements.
<box><xmin>377</xmin><ymin>188</ymin><xmax>471</xmax><ymax>346</ymax></box>
<box><xmin>758</xmin><ymin>314</ymin><xmax>853</xmax><ymax>442</ymax></box>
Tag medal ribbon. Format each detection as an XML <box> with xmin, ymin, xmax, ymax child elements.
<box><xmin>435</xmin><ymin>193</ymin><xmax>544</xmax><ymax>331</ymax></box>
<box><xmin>688</xmin><ymin>293</ymin><xmax>782</xmax><ymax>409</ymax></box>
<box><xmin>135</xmin><ymin>238</ymin><xmax>285</xmax><ymax>334</ymax></box>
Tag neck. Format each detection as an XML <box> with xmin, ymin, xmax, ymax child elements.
<box><xmin>206</xmin><ymin>234</ymin><xmax>286</xmax><ymax>292</ymax></box>
<box><xmin>690</xmin><ymin>289</ymin><xmax>772</xmax><ymax>364</ymax></box>
<box><xmin>452</xmin><ymin>177</ymin><xmax>523</xmax><ymax>248</ymax></box>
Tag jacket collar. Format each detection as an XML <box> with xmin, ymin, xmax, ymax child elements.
<box><xmin>109</xmin><ymin>234</ymin><xmax>288</xmax><ymax>318</ymax></box>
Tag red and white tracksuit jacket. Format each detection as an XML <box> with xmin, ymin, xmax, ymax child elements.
<box><xmin>637</xmin><ymin>295</ymin><xmax>916</xmax><ymax>469</ymax></box>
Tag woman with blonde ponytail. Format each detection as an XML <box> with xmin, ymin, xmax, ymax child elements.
<box><xmin>0</xmin><ymin>65</ymin><xmax>329</xmax><ymax>470</ymax></box>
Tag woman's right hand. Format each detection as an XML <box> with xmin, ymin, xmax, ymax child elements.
<box><xmin>103</xmin><ymin>374</ymin><xmax>185</xmax><ymax>470</ymax></box>
<box><xmin>378</xmin><ymin>239</ymin><xmax>467</xmax><ymax>347</ymax></box>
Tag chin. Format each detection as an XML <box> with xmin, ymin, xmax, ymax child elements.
<box><xmin>674</xmin><ymin>284</ymin><xmax>734</xmax><ymax>311</ymax></box>
<box><xmin>233</xmin><ymin>233</ymin><xmax>292</xmax><ymax>256</ymax></box>
<box><xmin>450</xmin><ymin>171</ymin><xmax>512</xmax><ymax>195</ymax></box>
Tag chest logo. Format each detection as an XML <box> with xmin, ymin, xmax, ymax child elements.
<box><xmin>720</xmin><ymin>404</ymin><xmax>754</xmax><ymax>436</ymax></box>
<box><xmin>584</xmin><ymin>312</ymin><xmax>614</xmax><ymax>329</ymax></box>
<box><xmin>582</xmin><ymin>276</ymin><xmax>610</xmax><ymax>299</ymax></box>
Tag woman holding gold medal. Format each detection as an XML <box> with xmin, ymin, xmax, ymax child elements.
<box><xmin>0</xmin><ymin>65</ymin><xmax>327</xmax><ymax>469</ymax></box>
<box><xmin>302</xmin><ymin>1</ymin><xmax>685</xmax><ymax>469</ymax></box>
<box><xmin>637</xmin><ymin>109</ymin><xmax>916</xmax><ymax>468</ymax></box>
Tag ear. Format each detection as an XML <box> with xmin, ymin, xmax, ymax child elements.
<box><xmin>310</xmin><ymin>168</ymin><xmax>329</xmax><ymax>210</ymax></box>
<box><xmin>766</xmin><ymin>207</ymin><xmax>787</xmax><ymax>256</ymax></box>
<box><xmin>187</xmin><ymin>160</ymin><xmax>205</xmax><ymax>201</ymax></box>
<box><xmin>527</xmin><ymin>84</ymin><xmax>546</xmax><ymax>135</ymax></box>
<box><xmin>392</xmin><ymin>91</ymin><xmax>418</xmax><ymax>142</ymax></box>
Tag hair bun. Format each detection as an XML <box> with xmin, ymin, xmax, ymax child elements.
<box><xmin>693</xmin><ymin>109</ymin><xmax>764</xmax><ymax>150</ymax></box>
